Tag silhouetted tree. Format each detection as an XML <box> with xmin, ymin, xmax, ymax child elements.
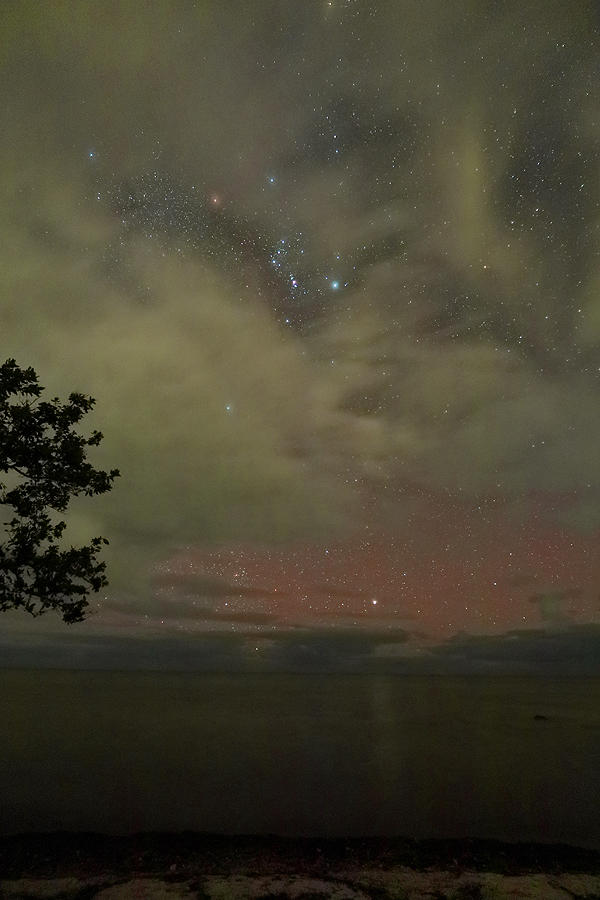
<box><xmin>0</xmin><ymin>359</ymin><xmax>120</xmax><ymax>623</ymax></box>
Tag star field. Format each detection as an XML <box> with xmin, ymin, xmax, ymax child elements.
<box><xmin>2</xmin><ymin>0</ymin><xmax>600</xmax><ymax>663</ymax></box>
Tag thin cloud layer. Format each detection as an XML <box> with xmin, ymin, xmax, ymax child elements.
<box><xmin>2</xmin><ymin>1</ymin><xmax>600</xmax><ymax>651</ymax></box>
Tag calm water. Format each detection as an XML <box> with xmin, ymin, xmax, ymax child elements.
<box><xmin>1</xmin><ymin>670</ymin><xmax>599</xmax><ymax>848</ymax></box>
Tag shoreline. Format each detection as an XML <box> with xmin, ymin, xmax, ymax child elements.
<box><xmin>2</xmin><ymin>832</ymin><xmax>600</xmax><ymax>879</ymax></box>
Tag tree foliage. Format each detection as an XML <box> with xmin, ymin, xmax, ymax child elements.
<box><xmin>0</xmin><ymin>359</ymin><xmax>120</xmax><ymax>624</ymax></box>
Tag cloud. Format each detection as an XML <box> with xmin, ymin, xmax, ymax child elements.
<box><xmin>2</xmin><ymin>0</ymin><xmax>600</xmax><ymax>638</ymax></box>
<box><xmin>0</xmin><ymin>160</ymin><xmax>359</xmax><ymax>598</ymax></box>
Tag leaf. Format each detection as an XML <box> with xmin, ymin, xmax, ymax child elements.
<box><xmin>0</xmin><ymin>358</ymin><xmax>120</xmax><ymax>623</ymax></box>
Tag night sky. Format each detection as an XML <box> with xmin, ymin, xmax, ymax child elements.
<box><xmin>2</xmin><ymin>0</ymin><xmax>600</xmax><ymax>670</ymax></box>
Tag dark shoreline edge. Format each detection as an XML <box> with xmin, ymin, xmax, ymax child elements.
<box><xmin>1</xmin><ymin>833</ymin><xmax>599</xmax><ymax>879</ymax></box>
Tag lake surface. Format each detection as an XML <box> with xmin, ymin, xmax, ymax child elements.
<box><xmin>0</xmin><ymin>670</ymin><xmax>599</xmax><ymax>848</ymax></box>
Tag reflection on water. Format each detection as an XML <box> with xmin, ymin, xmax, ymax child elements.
<box><xmin>2</xmin><ymin>8</ymin><xmax>600</xmax><ymax>854</ymax></box>
<box><xmin>1</xmin><ymin>670</ymin><xmax>599</xmax><ymax>848</ymax></box>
